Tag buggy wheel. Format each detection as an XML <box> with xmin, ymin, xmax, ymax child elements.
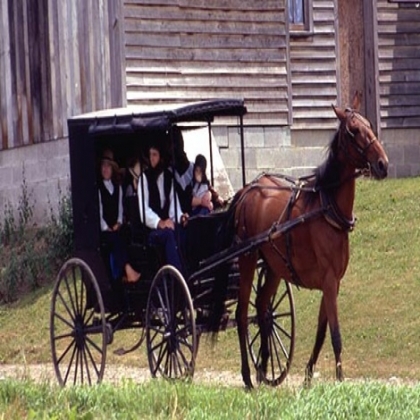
<box><xmin>247</xmin><ymin>260</ymin><xmax>295</xmax><ymax>386</ymax></box>
<box><xmin>146</xmin><ymin>265</ymin><xmax>197</xmax><ymax>380</ymax></box>
<box><xmin>50</xmin><ymin>258</ymin><xmax>107</xmax><ymax>386</ymax></box>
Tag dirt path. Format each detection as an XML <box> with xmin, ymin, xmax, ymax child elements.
<box><xmin>0</xmin><ymin>363</ymin><xmax>306</xmax><ymax>388</ymax></box>
<box><xmin>0</xmin><ymin>364</ymin><xmax>414</xmax><ymax>388</ymax></box>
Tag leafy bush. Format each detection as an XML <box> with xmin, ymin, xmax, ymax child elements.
<box><xmin>0</xmin><ymin>176</ymin><xmax>73</xmax><ymax>303</ymax></box>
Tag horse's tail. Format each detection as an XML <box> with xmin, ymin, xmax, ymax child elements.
<box><xmin>208</xmin><ymin>188</ymin><xmax>243</xmax><ymax>334</ymax></box>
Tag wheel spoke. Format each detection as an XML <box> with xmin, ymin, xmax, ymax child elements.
<box><xmin>176</xmin><ymin>346</ymin><xmax>190</xmax><ymax>369</ymax></box>
<box><xmin>56</xmin><ymin>338</ymin><xmax>76</xmax><ymax>365</ymax></box>
<box><xmin>73</xmin><ymin>347</ymin><xmax>81</xmax><ymax>386</ymax></box>
<box><xmin>63</xmin><ymin>343</ymin><xmax>77</xmax><ymax>385</ymax></box>
<box><xmin>272</xmin><ymin>327</ymin><xmax>290</xmax><ymax>360</ymax></box>
<box><xmin>54</xmin><ymin>311</ymin><xmax>75</xmax><ymax>330</ymax></box>
<box><xmin>271</xmin><ymin>290</ymin><xmax>287</xmax><ymax>312</ymax></box>
<box><xmin>273</xmin><ymin>319</ymin><xmax>292</xmax><ymax>340</ymax></box>
<box><xmin>153</xmin><ymin>342</ymin><xmax>168</xmax><ymax>376</ymax></box>
<box><xmin>64</xmin><ymin>274</ymin><xmax>79</xmax><ymax>317</ymax></box>
<box><xmin>85</xmin><ymin>335</ymin><xmax>104</xmax><ymax>356</ymax></box>
<box><xmin>56</xmin><ymin>290</ymin><xmax>76</xmax><ymax>323</ymax></box>
<box><xmin>150</xmin><ymin>336</ymin><xmax>167</xmax><ymax>353</ymax></box>
<box><xmin>82</xmin><ymin>345</ymin><xmax>92</xmax><ymax>385</ymax></box>
<box><xmin>83</xmin><ymin>309</ymin><xmax>96</xmax><ymax>327</ymax></box>
<box><xmin>85</xmin><ymin>339</ymin><xmax>102</xmax><ymax>379</ymax></box>
<box><xmin>54</xmin><ymin>332</ymin><xmax>74</xmax><ymax>341</ymax></box>
<box><xmin>249</xmin><ymin>328</ymin><xmax>261</xmax><ymax>349</ymax></box>
<box><xmin>156</xmin><ymin>288</ymin><xmax>170</xmax><ymax>324</ymax></box>
<box><xmin>72</xmin><ymin>267</ymin><xmax>80</xmax><ymax>316</ymax></box>
<box><xmin>269</xmin><ymin>328</ymin><xmax>284</xmax><ymax>379</ymax></box>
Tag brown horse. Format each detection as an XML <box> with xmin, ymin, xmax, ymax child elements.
<box><xmin>213</xmin><ymin>92</ymin><xmax>389</xmax><ymax>389</ymax></box>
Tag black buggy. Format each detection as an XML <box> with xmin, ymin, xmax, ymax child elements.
<box><xmin>49</xmin><ymin>99</ymin><xmax>296</xmax><ymax>386</ymax></box>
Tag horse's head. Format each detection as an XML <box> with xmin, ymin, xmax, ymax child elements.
<box><xmin>332</xmin><ymin>92</ymin><xmax>388</xmax><ymax>180</ymax></box>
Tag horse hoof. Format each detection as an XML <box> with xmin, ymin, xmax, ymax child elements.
<box><xmin>336</xmin><ymin>363</ymin><xmax>344</xmax><ymax>382</ymax></box>
<box><xmin>256</xmin><ymin>367</ymin><xmax>265</xmax><ymax>385</ymax></box>
<box><xmin>245</xmin><ymin>382</ymin><xmax>254</xmax><ymax>391</ymax></box>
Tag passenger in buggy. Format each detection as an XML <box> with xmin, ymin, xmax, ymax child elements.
<box><xmin>190</xmin><ymin>154</ymin><xmax>224</xmax><ymax>216</ymax></box>
<box><xmin>98</xmin><ymin>149</ymin><xmax>141</xmax><ymax>283</ymax></box>
<box><xmin>172</xmin><ymin>126</ymin><xmax>194</xmax><ymax>214</ymax></box>
<box><xmin>137</xmin><ymin>141</ymin><xmax>188</xmax><ymax>274</ymax></box>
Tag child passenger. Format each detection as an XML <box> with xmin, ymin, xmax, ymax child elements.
<box><xmin>98</xmin><ymin>149</ymin><xmax>141</xmax><ymax>283</ymax></box>
<box><xmin>190</xmin><ymin>154</ymin><xmax>214</xmax><ymax>216</ymax></box>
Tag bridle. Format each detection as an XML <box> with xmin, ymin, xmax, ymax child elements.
<box><xmin>340</xmin><ymin>108</ymin><xmax>378</xmax><ymax>170</ymax></box>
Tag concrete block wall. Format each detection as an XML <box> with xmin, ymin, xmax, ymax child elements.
<box><xmin>382</xmin><ymin>128</ymin><xmax>420</xmax><ymax>178</ymax></box>
<box><xmin>0</xmin><ymin>139</ymin><xmax>70</xmax><ymax>224</ymax></box>
<box><xmin>0</xmin><ymin>125</ymin><xmax>416</xmax><ymax>225</ymax></box>
<box><xmin>213</xmin><ymin>126</ymin><xmax>329</xmax><ymax>191</ymax></box>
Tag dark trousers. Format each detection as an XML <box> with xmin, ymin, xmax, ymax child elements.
<box><xmin>148</xmin><ymin>227</ymin><xmax>184</xmax><ymax>275</ymax></box>
<box><xmin>101</xmin><ymin>231</ymin><xmax>128</xmax><ymax>280</ymax></box>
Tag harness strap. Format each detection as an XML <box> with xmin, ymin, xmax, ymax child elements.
<box><xmin>320</xmin><ymin>189</ymin><xmax>356</xmax><ymax>232</ymax></box>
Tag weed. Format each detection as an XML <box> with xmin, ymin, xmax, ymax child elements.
<box><xmin>0</xmin><ymin>177</ymin><xmax>73</xmax><ymax>303</ymax></box>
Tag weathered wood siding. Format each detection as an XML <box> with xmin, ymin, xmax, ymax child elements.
<box><xmin>124</xmin><ymin>0</ymin><xmax>290</xmax><ymax>125</ymax></box>
<box><xmin>0</xmin><ymin>0</ymin><xmax>126</xmax><ymax>150</ymax></box>
<box><xmin>377</xmin><ymin>0</ymin><xmax>420</xmax><ymax>128</ymax></box>
<box><xmin>289</xmin><ymin>0</ymin><xmax>338</xmax><ymax>129</ymax></box>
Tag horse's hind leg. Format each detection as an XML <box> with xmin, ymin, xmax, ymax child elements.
<box><xmin>236</xmin><ymin>252</ymin><xmax>258</xmax><ymax>389</ymax></box>
<box><xmin>305</xmin><ymin>295</ymin><xmax>328</xmax><ymax>387</ymax></box>
<box><xmin>256</xmin><ymin>267</ymin><xmax>280</xmax><ymax>383</ymax></box>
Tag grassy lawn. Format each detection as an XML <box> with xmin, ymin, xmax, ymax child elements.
<box><xmin>1</xmin><ymin>177</ymin><xmax>420</xmax><ymax>384</ymax></box>
<box><xmin>2</xmin><ymin>379</ymin><xmax>420</xmax><ymax>419</ymax></box>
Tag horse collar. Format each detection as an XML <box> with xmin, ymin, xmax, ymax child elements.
<box><xmin>320</xmin><ymin>190</ymin><xmax>355</xmax><ymax>232</ymax></box>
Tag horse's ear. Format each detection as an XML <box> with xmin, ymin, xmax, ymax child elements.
<box><xmin>351</xmin><ymin>91</ymin><xmax>362</xmax><ymax>111</ymax></box>
<box><xmin>332</xmin><ymin>104</ymin><xmax>346</xmax><ymax>122</ymax></box>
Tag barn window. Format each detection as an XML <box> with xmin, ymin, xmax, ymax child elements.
<box><xmin>288</xmin><ymin>0</ymin><xmax>313</xmax><ymax>34</ymax></box>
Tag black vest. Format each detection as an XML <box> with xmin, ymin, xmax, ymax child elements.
<box><xmin>145</xmin><ymin>169</ymin><xmax>172</xmax><ymax>220</ymax></box>
<box><xmin>99</xmin><ymin>181</ymin><xmax>119</xmax><ymax>228</ymax></box>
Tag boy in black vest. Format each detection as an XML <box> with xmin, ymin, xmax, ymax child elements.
<box><xmin>137</xmin><ymin>143</ymin><xmax>187</xmax><ymax>274</ymax></box>
<box><xmin>99</xmin><ymin>149</ymin><xmax>141</xmax><ymax>283</ymax></box>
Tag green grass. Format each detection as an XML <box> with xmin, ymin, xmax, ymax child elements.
<box><xmin>1</xmin><ymin>177</ymin><xmax>420</xmax><ymax>383</ymax></box>
<box><xmin>2</xmin><ymin>379</ymin><xmax>420</xmax><ymax>419</ymax></box>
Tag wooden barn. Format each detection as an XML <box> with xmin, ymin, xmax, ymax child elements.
<box><xmin>0</xmin><ymin>0</ymin><xmax>126</xmax><ymax>219</ymax></box>
<box><xmin>0</xmin><ymin>0</ymin><xmax>419</xmax><ymax>218</ymax></box>
<box><xmin>123</xmin><ymin>0</ymin><xmax>420</xmax><ymax>183</ymax></box>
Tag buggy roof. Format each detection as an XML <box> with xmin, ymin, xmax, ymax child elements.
<box><xmin>69</xmin><ymin>99</ymin><xmax>247</xmax><ymax>134</ymax></box>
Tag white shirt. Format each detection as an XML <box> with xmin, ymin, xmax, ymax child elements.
<box><xmin>137</xmin><ymin>172</ymin><xmax>182</xmax><ymax>229</ymax></box>
<box><xmin>98</xmin><ymin>180</ymin><xmax>123</xmax><ymax>231</ymax></box>
<box><xmin>174</xmin><ymin>162</ymin><xmax>194</xmax><ymax>190</ymax></box>
<box><xmin>192</xmin><ymin>182</ymin><xmax>209</xmax><ymax>199</ymax></box>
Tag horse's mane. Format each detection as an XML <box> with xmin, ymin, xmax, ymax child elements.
<box><xmin>304</xmin><ymin>130</ymin><xmax>341</xmax><ymax>205</ymax></box>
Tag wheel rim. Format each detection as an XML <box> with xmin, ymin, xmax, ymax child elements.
<box><xmin>146</xmin><ymin>266</ymin><xmax>197</xmax><ymax>380</ymax></box>
<box><xmin>50</xmin><ymin>258</ymin><xmax>107</xmax><ymax>386</ymax></box>
<box><xmin>247</xmin><ymin>261</ymin><xmax>295</xmax><ymax>386</ymax></box>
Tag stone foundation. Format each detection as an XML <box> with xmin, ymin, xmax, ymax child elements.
<box><xmin>0</xmin><ymin>139</ymin><xmax>70</xmax><ymax>224</ymax></box>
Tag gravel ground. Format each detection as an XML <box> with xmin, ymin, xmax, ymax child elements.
<box><xmin>0</xmin><ymin>364</ymin><xmax>415</xmax><ymax>388</ymax></box>
<box><xmin>0</xmin><ymin>364</ymin><xmax>306</xmax><ymax>388</ymax></box>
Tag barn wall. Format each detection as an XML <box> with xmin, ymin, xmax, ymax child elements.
<box><xmin>0</xmin><ymin>0</ymin><xmax>126</xmax><ymax>150</ymax></box>
<box><xmin>0</xmin><ymin>0</ymin><xmax>126</xmax><ymax>223</ymax></box>
<box><xmin>377</xmin><ymin>0</ymin><xmax>420</xmax><ymax>129</ymax></box>
<box><xmin>289</xmin><ymin>0</ymin><xmax>339</xmax><ymax>131</ymax></box>
<box><xmin>376</xmin><ymin>0</ymin><xmax>420</xmax><ymax>178</ymax></box>
<box><xmin>124</xmin><ymin>0</ymin><xmax>290</xmax><ymax>125</ymax></box>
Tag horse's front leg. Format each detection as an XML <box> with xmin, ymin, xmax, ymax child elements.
<box><xmin>236</xmin><ymin>253</ymin><xmax>258</xmax><ymax>389</ymax></box>
<box><xmin>305</xmin><ymin>295</ymin><xmax>328</xmax><ymax>387</ymax></box>
<box><xmin>323</xmin><ymin>282</ymin><xmax>343</xmax><ymax>382</ymax></box>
